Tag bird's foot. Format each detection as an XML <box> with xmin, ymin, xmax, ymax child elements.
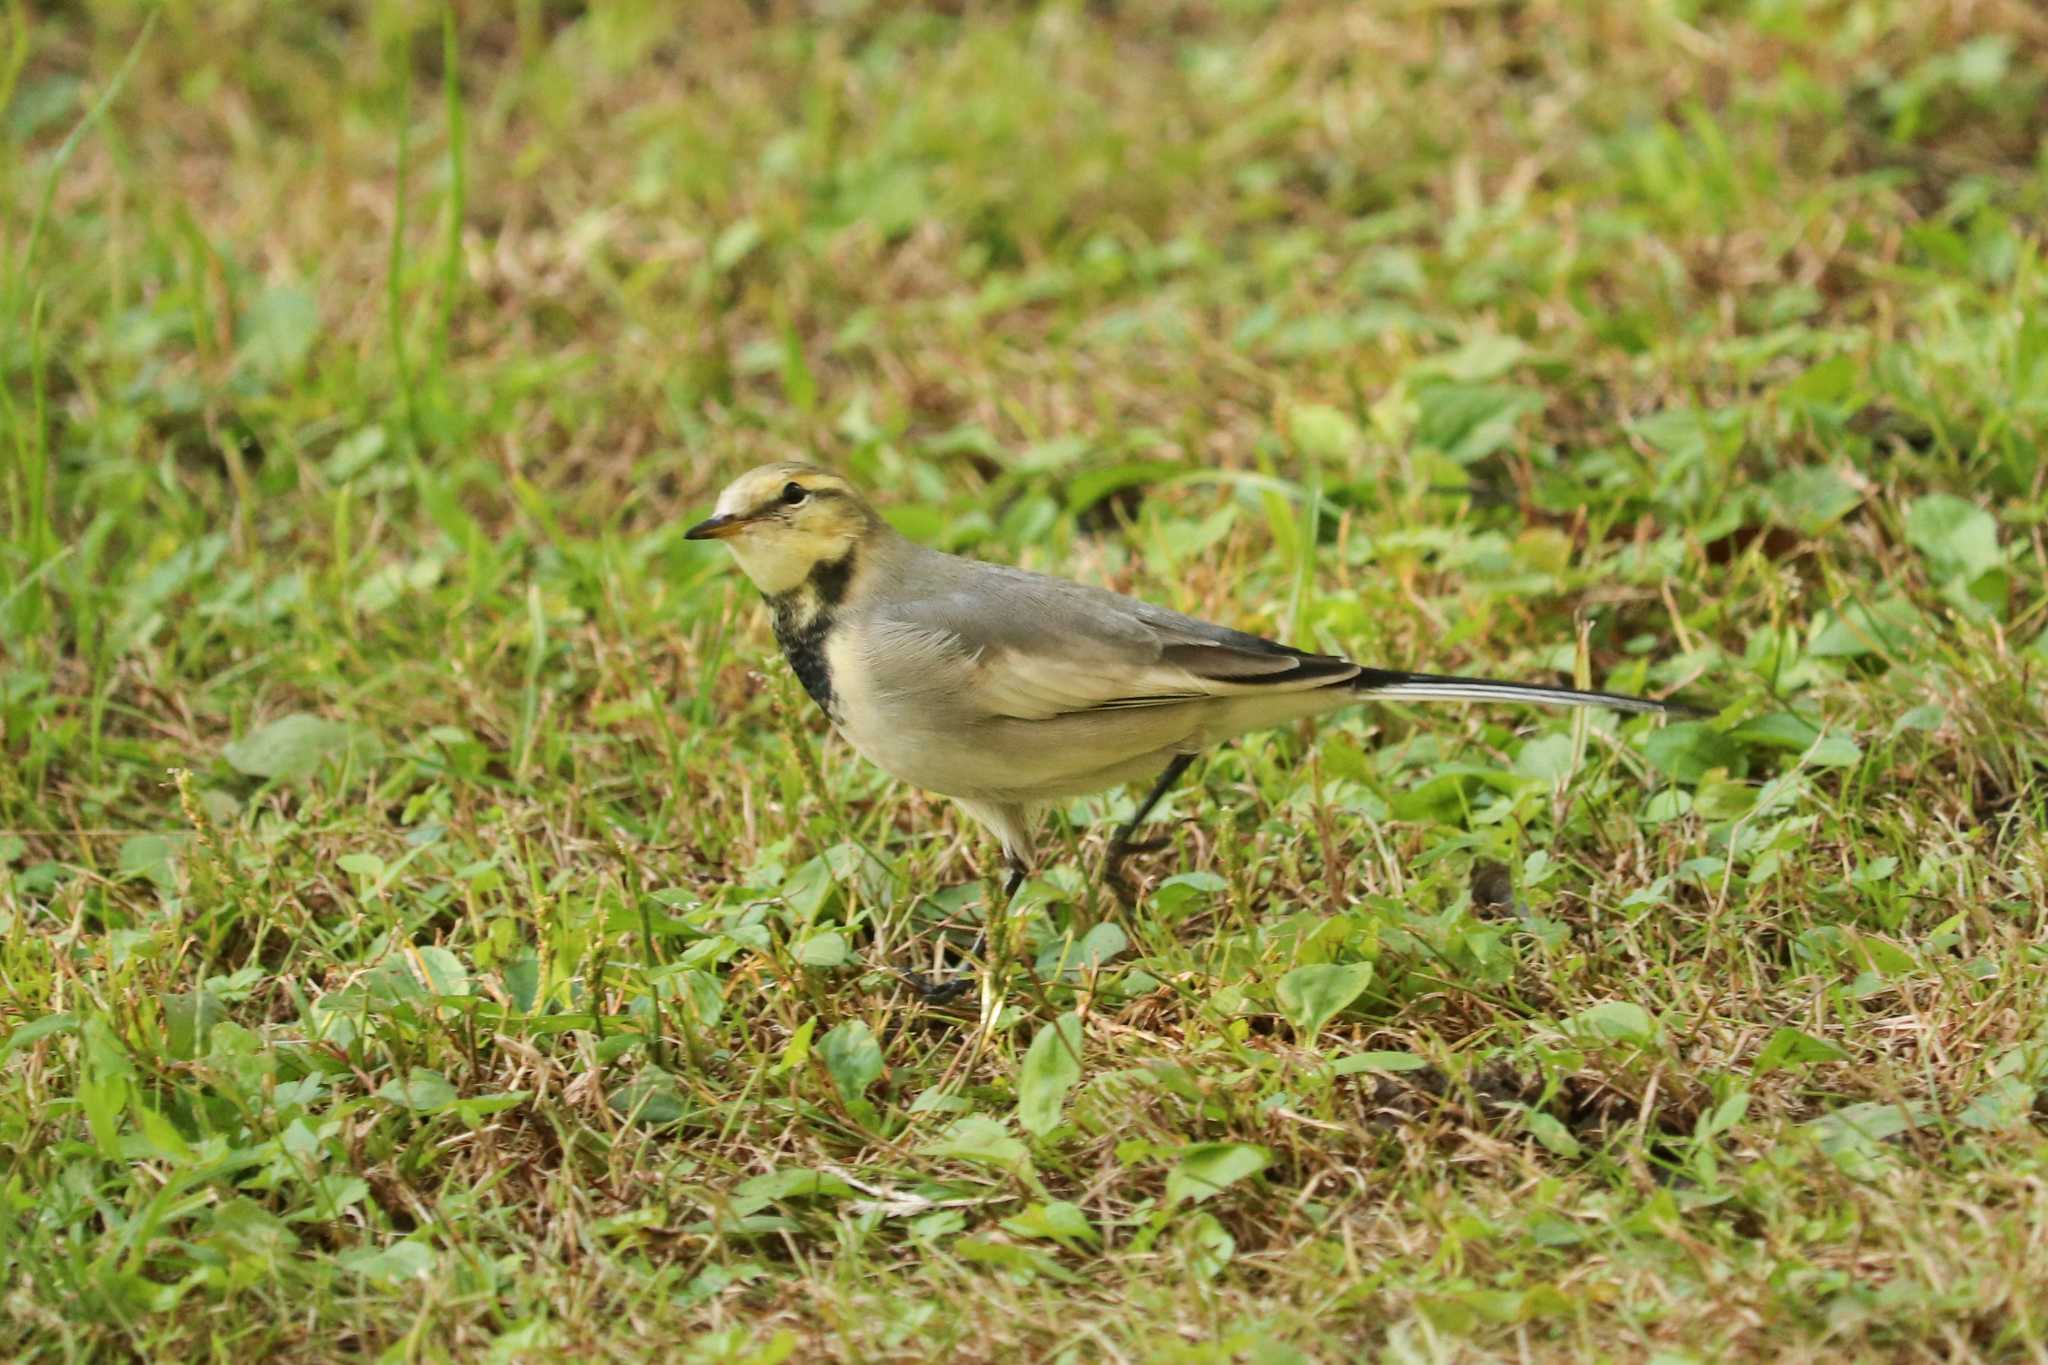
<box><xmin>895</xmin><ymin>930</ymin><xmax>985</xmax><ymax>1004</ymax></box>
<box><xmin>1103</xmin><ymin>834</ymin><xmax>1172</xmax><ymax>908</ymax></box>
<box><xmin>893</xmin><ymin>862</ymin><xmax>1021</xmax><ymax>1002</ymax></box>
<box><xmin>897</xmin><ymin>967</ymin><xmax>976</xmax><ymax>1004</ymax></box>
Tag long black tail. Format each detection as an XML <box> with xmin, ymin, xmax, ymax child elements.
<box><xmin>1351</xmin><ymin>668</ymin><xmax>1702</xmax><ymax>717</ymax></box>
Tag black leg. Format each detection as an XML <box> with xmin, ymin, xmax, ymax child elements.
<box><xmin>1129</xmin><ymin>754</ymin><xmax>1197</xmax><ymax>832</ymax></box>
<box><xmin>1104</xmin><ymin>752</ymin><xmax>1196</xmax><ymax>903</ymax></box>
<box><xmin>899</xmin><ymin>856</ymin><xmax>1024</xmax><ymax>1004</ymax></box>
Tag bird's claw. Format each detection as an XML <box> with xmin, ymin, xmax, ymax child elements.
<box><xmin>1103</xmin><ymin>833</ymin><xmax>1173</xmax><ymax>907</ymax></box>
<box><xmin>896</xmin><ymin>929</ymin><xmax>985</xmax><ymax>1004</ymax></box>
<box><xmin>898</xmin><ymin>968</ymin><xmax>975</xmax><ymax>1004</ymax></box>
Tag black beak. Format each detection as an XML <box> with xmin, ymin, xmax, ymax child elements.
<box><xmin>685</xmin><ymin>513</ymin><xmax>749</xmax><ymax>541</ymax></box>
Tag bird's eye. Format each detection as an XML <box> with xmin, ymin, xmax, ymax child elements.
<box><xmin>780</xmin><ymin>482</ymin><xmax>808</xmax><ymax>506</ymax></box>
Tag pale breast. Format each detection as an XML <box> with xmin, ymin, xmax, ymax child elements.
<box><xmin>821</xmin><ymin>619</ymin><xmax>1000</xmax><ymax>800</ymax></box>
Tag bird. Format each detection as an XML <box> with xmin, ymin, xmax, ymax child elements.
<box><xmin>686</xmin><ymin>462</ymin><xmax>1698</xmax><ymax>917</ymax></box>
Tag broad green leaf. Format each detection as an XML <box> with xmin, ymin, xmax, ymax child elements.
<box><xmin>1638</xmin><ymin>723</ymin><xmax>1739</xmax><ymax>783</ymax></box>
<box><xmin>1523</xmin><ymin>1110</ymin><xmax>1581</xmax><ymax>1158</ymax></box>
<box><xmin>451</xmin><ymin>1093</ymin><xmax>530</xmax><ymax>1124</ymax></box>
<box><xmin>2</xmin><ymin>1012</ymin><xmax>79</xmax><ymax>1058</ymax></box>
<box><xmin>770</xmin><ymin>1018</ymin><xmax>815</xmax><ymax>1078</ymax></box>
<box><xmin>339</xmin><ymin>1239</ymin><xmax>434</xmax><ymax>1285</ymax></box>
<box><xmin>1067</xmin><ymin>461</ymin><xmax>1181</xmax><ymax>513</ymax></box>
<box><xmin>1779</xmin><ymin>354</ymin><xmax>1861</xmax><ymax>411</ymax></box>
<box><xmin>734</xmin><ymin>1168</ymin><xmax>858</xmax><ymax>1208</ymax></box>
<box><xmin>1037</xmin><ymin>921</ymin><xmax>1128</xmax><ymax>977</ymax></box>
<box><xmin>778</xmin><ymin>857</ymin><xmax>837</xmax><ymax>922</ymax></box>
<box><xmin>673</xmin><ymin>969</ymin><xmax>725</xmax><ymax>1028</ymax></box>
<box><xmin>1729</xmin><ymin>712</ymin><xmax>1823</xmax><ymax>752</ymax></box>
<box><xmin>817</xmin><ymin>1020</ymin><xmax>883</xmax><ymax>1102</ymax></box>
<box><xmin>1842</xmin><ymin>929</ymin><xmax>1915</xmax><ymax>975</ymax></box>
<box><xmin>1807</xmin><ymin>597</ymin><xmax>1922</xmax><ymax>659</ymax></box>
<box><xmin>1414</xmin><ymin>381</ymin><xmax>1542</xmax><ymax>464</ymax></box>
<box><xmin>377</xmin><ymin>1068</ymin><xmax>458</xmax><ymax>1111</ymax></box>
<box><xmin>1904</xmin><ymin>493</ymin><xmax>2001</xmax><ymax>581</ymax></box>
<box><xmin>236</xmin><ymin>284</ymin><xmax>318</xmax><ymax>381</ymax></box>
<box><xmin>1562</xmin><ymin>1001</ymin><xmax>1657</xmax><ymax>1046</ymax></box>
<box><xmin>1699</xmin><ymin>1089</ymin><xmax>1750</xmax><ymax>1138</ymax></box>
<box><xmin>407</xmin><ymin>946</ymin><xmax>469</xmax><ymax>998</ymax></box>
<box><xmin>1806</xmin><ymin>1100</ymin><xmax>1928</xmax><ymax>1179</ymax></box>
<box><xmin>1418</xmin><ymin>332</ymin><xmax>1529</xmax><ymax>382</ymax></box>
<box><xmin>79</xmin><ymin>1017</ymin><xmax>136</xmax><ymax>1158</ymax></box>
<box><xmin>326</xmin><ymin>425</ymin><xmax>389</xmax><ymax>481</ymax></box>
<box><xmin>1766</xmin><ymin>463</ymin><xmax>1862</xmax><ymax>530</ymax></box>
<box><xmin>223</xmin><ymin>713</ymin><xmax>357</xmax><ymax>781</ymax></box>
<box><xmin>1640</xmin><ymin>789</ymin><xmax>1693</xmax><ymax>823</ymax></box>
<box><xmin>1166</xmin><ymin>1142</ymin><xmax>1269</xmax><ymax>1205</ymax></box>
<box><xmin>1000</xmin><ymin>1199</ymin><xmax>1098</xmax><ymax>1247</ymax></box>
<box><xmin>1692</xmin><ymin>777</ymin><xmax>1757</xmax><ymax>821</ymax></box>
<box><xmin>161</xmin><ymin>991</ymin><xmax>226</xmax><ymax>1060</ymax></box>
<box><xmin>210</xmin><ymin>1198</ymin><xmax>300</xmax><ymax>1259</ymax></box>
<box><xmin>1074</xmin><ymin>921</ymin><xmax>1128</xmax><ymax>969</ymax></box>
<box><xmin>592</xmin><ymin>1206</ymin><xmax>668</xmax><ymax>1239</ymax></box>
<box><xmin>117</xmin><ymin>833</ymin><xmax>178</xmax><ymax>890</ymax></box>
<box><xmin>1806</xmin><ymin>734</ymin><xmax>1863</xmax><ymax>767</ymax></box>
<box><xmin>1179</xmin><ymin>1210</ymin><xmax>1235</xmax><ymax>1280</ymax></box>
<box><xmin>907</xmin><ymin>1087</ymin><xmax>972</xmax><ymax>1114</ymax></box>
<box><xmin>501</xmin><ymin>950</ymin><xmax>541</xmax><ymax>1013</ymax></box>
<box><xmin>1390</xmin><ymin>770</ymin><xmax>1481</xmax><ymax>823</ymax></box>
<box><xmin>921</xmin><ymin>1116</ymin><xmax>1035</xmax><ymax>1182</ymax></box>
<box><xmin>1958</xmin><ymin>1077</ymin><xmax>2034</xmax><ymax>1132</ymax></box>
<box><xmin>1289</xmin><ymin>403</ymin><xmax>1364</xmax><ymax>463</ymax></box>
<box><xmin>352</xmin><ymin>556</ymin><xmax>445</xmax><ymax>616</ymax></box>
<box><xmin>1275</xmin><ymin>962</ymin><xmax>1374</xmax><ymax>1039</ymax></box>
<box><xmin>795</xmin><ymin>930</ymin><xmax>849</xmax><ymax>969</ymax></box>
<box><xmin>952</xmin><ymin>1237</ymin><xmax>1077</xmax><ymax>1283</ymax></box>
<box><xmin>1016</xmin><ymin>1012</ymin><xmax>1083</xmax><ymax>1137</ymax></box>
<box><xmin>1420</xmin><ymin>1284</ymin><xmax>1574</xmax><ymax>1329</ymax></box>
<box><xmin>1892</xmin><ymin>704</ymin><xmax>1946</xmax><ymax>735</ymax></box>
<box><xmin>1513</xmin><ymin>734</ymin><xmax>1576</xmax><ymax>781</ymax></box>
<box><xmin>609</xmin><ymin>1068</ymin><xmax>688</xmax><ymax>1125</ymax></box>
<box><xmin>338</xmin><ymin>852</ymin><xmax>386</xmax><ymax>880</ymax></box>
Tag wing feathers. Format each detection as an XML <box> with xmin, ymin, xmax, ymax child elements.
<box><xmin>970</xmin><ymin>638</ymin><xmax>1359</xmax><ymax>722</ymax></box>
<box><xmin>1160</xmin><ymin>638</ymin><xmax>1358</xmax><ymax>684</ymax></box>
<box><xmin>872</xmin><ymin>547</ymin><xmax>1685</xmax><ymax>725</ymax></box>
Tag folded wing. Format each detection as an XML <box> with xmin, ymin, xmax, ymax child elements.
<box><xmin>874</xmin><ymin>556</ymin><xmax>1360</xmax><ymax>723</ymax></box>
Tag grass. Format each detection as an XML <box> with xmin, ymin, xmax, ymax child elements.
<box><xmin>4</xmin><ymin>0</ymin><xmax>2048</xmax><ymax>1358</ymax></box>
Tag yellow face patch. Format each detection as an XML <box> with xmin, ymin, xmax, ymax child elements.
<box><xmin>688</xmin><ymin>463</ymin><xmax>877</xmax><ymax>595</ymax></box>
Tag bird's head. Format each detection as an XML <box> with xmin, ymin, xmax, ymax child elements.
<box><xmin>685</xmin><ymin>463</ymin><xmax>880</xmax><ymax>595</ymax></box>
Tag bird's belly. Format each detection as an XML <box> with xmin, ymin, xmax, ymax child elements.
<box><xmin>830</xmin><ymin>698</ymin><xmax>989</xmax><ymax>799</ymax></box>
<box><xmin>833</xmin><ymin>694</ymin><xmax>1201</xmax><ymax>804</ymax></box>
<box><xmin>820</xmin><ymin>630</ymin><xmax>1220</xmax><ymax>802</ymax></box>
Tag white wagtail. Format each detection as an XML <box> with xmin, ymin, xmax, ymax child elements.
<box><xmin>687</xmin><ymin>462</ymin><xmax>1698</xmax><ymax>911</ymax></box>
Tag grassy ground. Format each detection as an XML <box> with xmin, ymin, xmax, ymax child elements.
<box><xmin>5</xmin><ymin>1</ymin><xmax>2048</xmax><ymax>1358</ymax></box>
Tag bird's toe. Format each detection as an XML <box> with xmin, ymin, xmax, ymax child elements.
<box><xmin>897</xmin><ymin>968</ymin><xmax>976</xmax><ymax>1004</ymax></box>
